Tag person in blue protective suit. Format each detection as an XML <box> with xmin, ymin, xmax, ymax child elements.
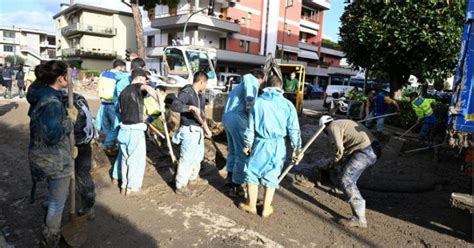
<box><xmin>239</xmin><ymin>75</ymin><xmax>302</xmax><ymax>218</ymax></box>
<box><xmin>26</xmin><ymin>60</ymin><xmax>78</xmax><ymax>247</ymax></box>
<box><xmin>110</xmin><ymin>57</ymin><xmax>146</xmax><ymax>184</ymax></box>
<box><xmin>222</xmin><ymin>70</ymin><xmax>264</xmax><ymax>197</ymax></box>
<box><xmin>364</xmin><ymin>90</ymin><xmax>400</xmax><ymax>137</ymax></box>
<box><xmin>320</xmin><ymin>115</ymin><xmax>382</xmax><ymax>228</ymax></box>
<box><xmin>117</xmin><ymin>68</ymin><xmax>158</xmax><ymax>196</ymax></box>
<box><xmin>96</xmin><ymin>59</ymin><xmax>127</xmax><ymax>156</ymax></box>
<box><xmin>171</xmin><ymin>71</ymin><xmax>213</xmax><ymax>197</ymax></box>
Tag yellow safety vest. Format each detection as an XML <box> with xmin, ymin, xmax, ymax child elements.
<box><xmin>411</xmin><ymin>97</ymin><xmax>434</xmax><ymax>119</ymax></box>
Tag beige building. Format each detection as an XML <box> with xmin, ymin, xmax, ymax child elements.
<box><xmin>53</xmin><ymin>3</ymin><xmax>137</xmax><ymax>70</ymax></box>
<box><xmin>0</xmin><ymin>27</ymin><xmax>56</xmax><ymax>68</ymax></box>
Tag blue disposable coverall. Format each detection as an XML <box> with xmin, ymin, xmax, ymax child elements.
<box><xmin>243</xmin><ymin>88</ymin><xmax>302</xmax><ymax>188</ymax></box>
<box><xmin>222</xmin><ymin>74</ymin><xmax>259</xmax><ymax>184</ymax></box>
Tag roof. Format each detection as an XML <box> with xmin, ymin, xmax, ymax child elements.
<box><xmin>0</xmin><ymin>26</ymin><xmax>55</xmax><ymax>36</ymax></box>
<box><xmin>53</xmin><ymin>3</ymin><xmax>133</xmax><ymax>19</ymax></box>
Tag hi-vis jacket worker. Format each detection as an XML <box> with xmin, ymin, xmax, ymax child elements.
<box><xmin>408</xmin><ymin>92</ymin><xmax>436</xmax><ymax>141</ymax></box>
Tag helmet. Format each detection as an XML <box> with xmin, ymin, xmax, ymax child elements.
<box><xmin>319</xmin><ymin>115</ymin><xmax>334</xmax><ymax>127</ymax></box>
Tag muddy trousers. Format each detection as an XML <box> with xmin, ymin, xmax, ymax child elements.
<box><xmin>3</xmin><ymin>80</ymin><xmax>12</xmax><ymax>99</ymax></box>
<box><xmin>365</xmin><ymin>113</ymin><xmax>385</xmax><ymax>133</ymax></box>
<box><xmin>117</xmin><ymin>123</ymin><xmax>147</xmax><ymax>191</ymax></box>
<box><xmin>341</xmin><ymin>142</ymin><xmax>380</xmax><ymax>202</ymax></box>
<box><xmin>75</xmin><ymin>143</ymin><xmax>96</xmax><ymax>210</ymax></box>
<box><xmin>96</xmin><ymin>103</ymin><xmax>118</xmax><ymax>149</ymax></box>
<box><xmin>45</xmin><ymin>176</ymin><xmax>70</xmax><ymax>234</ymax></box>
<box><xmin>223</xmin><ymin>112</ymin><xmax>249</xmax><ymax>185</ymax></box>
<box><xmin>173</xmin><ymin>125</ymin><xmax>204</xmax><ymax>189</ymax></box>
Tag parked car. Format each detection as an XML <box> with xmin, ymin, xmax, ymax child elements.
<box><xmin>323</xmin><ymin>85</ymin><xmax>354</xmax><ymax>109</ymax></box>
<box><xmin>304</xmin><ymin>83</ymin><xmax>323</xmax><ymax>99</ymax></box>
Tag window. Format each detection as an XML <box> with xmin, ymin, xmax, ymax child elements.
<box><xmin>239</xmin><ymin>40</ymin><xmax>244</xmax><ymax>47</ymax></box>
<box><xmin>245</xmin><ymin>41</ymin><xmax>250</xmax><ymax>53</ymax></box>
<box><xmin>147</xmin><ymin>35</ymin><xmax>155</xmax><ymax>47</ymax></box>
<box><xmin>219</xmin><ymin>38</ymin><xmax>226</xmax><ymax>49</ymax></box>
<box><xmin>165</xmin><ymin>48</ymin><xmax>189</xmax><ymax>79</ymax></box>
<box><xmin>3</xmin><ymin>31</ymin><xmax>15</xmax><ymax>38</ymax></box>
<box><xmin>3</xmin><ymin>45</ymin><xmax>14</xmax><ymax>52</ymax></box>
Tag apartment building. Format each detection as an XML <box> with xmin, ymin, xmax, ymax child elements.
<box><xmin>0</xmin><ymin>27</ymin><xmax>56</xmax><ymax>67</ymax></box>
<box><xmin>145</xmin><ymin>0</ymin><xmax>354</xmax><ymax>85</ymax></box>
<box><xmin>53</xmin><ymin>4</ymin><xmax>137</xmax><ymax>70</ymax></box>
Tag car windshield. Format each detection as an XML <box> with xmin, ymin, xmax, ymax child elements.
<box><xmin>185</xmin><ymin>50</ymin><xmax>211</xmax><ymax>74</ymax></box>
<box><xmin>165</xmin><ymin>48</ymin><xmax>189</xmax><ymax>79</ymax></box>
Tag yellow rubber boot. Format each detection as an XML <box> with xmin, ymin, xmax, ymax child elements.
<box><xmin>262</xmin><ymin>187</ymin><xmax>275</xmax><ymax>218</ymax></box>
<box><xmin>238</xmin><ymin>183</ymin><xmax>258</xmax><ymax>215</ymax></box>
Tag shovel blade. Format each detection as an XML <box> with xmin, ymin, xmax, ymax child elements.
<box><xmin>384</xmin><ymin>136</ymin><xmax>406</xmax><ymax>157</ymax></box>
<box><xmin>62</xmin><ymin>215</ymin><xmax>88</xmax><ymax>247</ymax></box>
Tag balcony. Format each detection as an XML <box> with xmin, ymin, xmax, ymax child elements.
<box><xmin>61</xmin><ymin>23</ymin><xmax>117</xmax><ymax>37</ymax></box>
<box><xmin>151</xmin><ymin>13</ymin><xmax>240</xmax><ymax>33</ymax></box>
<box><xmin>0</xmin><ymin>37</ymin><xmax>18</xmax><ymax>44</ymax></box>
<box><xmin>300</xmin><ymin>19</ymin><xmax>320</xmax><ymax>32</ymax></box>
<box><xmin>39</xmin><ymin>42</ymin><xmax>56</xmax><ymax>48</ymax></box>
<box><xmin>62</xmin><ymin>47</ymin><xmax>117</xmax><ymax>59</ymax></box>
<box><xmin>299</xmin><ymin>42</ymin><xmax>319</xmax><ymax>52</ymax></box>
<box><xmin>302</xmin><ymin>0</ymin><xmax>331</xmax><ymax>10</ymax></box>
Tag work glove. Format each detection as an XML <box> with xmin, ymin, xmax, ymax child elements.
<box><xmin>291</xmin><ymin>148</ymin><xmax>304</xmax><ymax>164</ymax></box>
<box><xmin>66</xmin><ymin>106</ymin><xmax>78</xmax><ymax>122</ymax></box>
<box><xmin>243</xmin><ymin>146</ymin><xmax>251</xmax><ymax>157</ymax></box>
<box><xmin>71</xmin><ymin>146</ymin><xmax>78</xmax><ymax>159</ymax></box>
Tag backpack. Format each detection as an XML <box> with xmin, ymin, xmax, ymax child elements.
<box><xmin>62</xmin><ymin>93</ymin><xmax>97</xmax><ymax>145</ymax></box>
<box><xmin>97</xmin><ymin>71</ymin><xmax>117</xmax><ymax>102</ymax></box>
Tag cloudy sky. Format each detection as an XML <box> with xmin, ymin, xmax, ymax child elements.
<box><xmin>0</xmin><ymin>0</ymin><xmax>344</xmax><ymax>41</ymax></box>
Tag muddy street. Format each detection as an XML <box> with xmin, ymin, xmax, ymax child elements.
<box><xmin>0</xmin><ymin>95</ymin><xmax>472</xmax><ymax>247</ymax></box>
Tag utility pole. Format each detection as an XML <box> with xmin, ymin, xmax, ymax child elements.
<box><xmin>280</xmin><ymin>0</ymin><xmax>293</xmax><ymax>61</ymax></box>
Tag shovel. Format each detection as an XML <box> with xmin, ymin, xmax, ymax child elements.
<box><xmin>357</xmin><ymin>112</ymin><xmax>399</xmax><ymax>123</ymax></box>
<box><xmin>62</xmin><ymin>68</ymin><xmax>88</xmax><ymax>247</ymax></box>
<box><xmin>386</xmin><ymin>122</ymin><xmax>418</xmax><ymax>154</ymax></box>
<box><xmin>155</xmin><ymin>93</ymin><xmax>177</xmax><ymax>165</ymax></box>
<box><xmin>194</xmin><ymin>111</ymin><xmax>227</xmax><ymax>169</ymax></box>
<box><xmin>279</xmin><ymin>125</ymin><xmax>326</xmax><ymax>182</ymax></box>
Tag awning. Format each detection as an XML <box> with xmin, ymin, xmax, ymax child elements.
<box><xmin>298</xmin><ymin>49</ymin><xmax>319</xmax><ymax>60</ymax></box>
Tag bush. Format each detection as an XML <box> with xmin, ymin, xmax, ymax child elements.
<box><xmin>82</xmin><ymin>70</ymin><xmax>101</xmax><ymax>78</ymax></box>
<box><xmin>387</xmin><ymin>100</ymin><xmax>449</xmax><ymax>130</ymax></box>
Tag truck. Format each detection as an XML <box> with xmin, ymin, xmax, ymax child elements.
<box><xmin>447</xmin><ymin>0</ymin><xmax>473</xmax><ymax>213</ymax></box>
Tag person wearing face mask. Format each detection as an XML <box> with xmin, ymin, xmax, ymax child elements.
<box><xmin>26</xmin><ymin>60</ymin><xmax>78</xmax><ymax>247</ymax></box>
<box><xmin>171</xmin><ymin>71</ymin><xmax>213</xmax><ymax>197</ymax></box>
<box><xmin>116</xmin><ymin>68</ymin><xmax>158</xmax><ymax>196</ymax></box>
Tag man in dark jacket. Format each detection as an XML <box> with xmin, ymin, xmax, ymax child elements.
<box><xmin>171</xmin><ymin>71</ymin><xmax>212</xmax><ymax>196</ymax></box>
<box><xmin>16</xmin><ymin>64</ymin><xmax>26</xmax><ymax>98</ymax></box>
<box><xmin>2</xmin><ymin>62</ymin><xmax>14</xmax><ymax>99</ymax></box>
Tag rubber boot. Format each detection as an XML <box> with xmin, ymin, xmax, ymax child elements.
<box><xmin>7</xmin><ymin>88</ymin><xmax>12</xmax><ymax>99</ymax></box>
<box><xmin>339</xmin><ymin>200</ymin><xmax>367</xmax><ymax>228</ymax></box>
<box><xmin>41</xmin><ymin>228</ymin><xmax>61</xmax><ymax>248</ymax></box>
<box><xmin>261</xmin><ymin>187</ymin><xmax>275</xmax><ymax>218</ymax></box>
<box><xmin>238</xmin><ymin>183</ymin><xmax>257</xmax><ymax>214</ymax></box>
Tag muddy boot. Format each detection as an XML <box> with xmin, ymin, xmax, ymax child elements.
<box><xmin>339</xmin><ymin>200</ymin><xmax>367</xmax><ymax>228</ymax></box>
<box><xmin>225</xmin><ymin>172</ymin><xmax>233</xmax><ymax>187</ymax></box>
<box><xmin>19</xmin><ymin>89</ymin><xmax>24</xmax><ymax>98</ymax></box>
<box><xmin>239</xmin><ymin>183</ymin><xmax>257</xmax><ymax>214</ymax></box>
<box><xmin>41</xmin><ymin>228</ymin><xmax>61</xmax><ymax>248</ymax></box>
<box><xmin>261</xmin><ymin>187</ymin><xmax>275</xmax><ymax>218</ymax></box>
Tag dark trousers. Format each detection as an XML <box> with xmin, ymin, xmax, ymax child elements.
<box><xmin>75</xmin><ymin>143</ymin><xmax>96</xmax><ymax>210</ymax></box>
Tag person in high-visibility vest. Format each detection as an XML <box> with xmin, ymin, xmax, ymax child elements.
<box><xmin>408</xmin><ymin>92</ymin><xmax>437</xmax><ymax>142</ymax></box>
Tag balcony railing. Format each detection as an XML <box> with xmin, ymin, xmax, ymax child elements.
<box><xmin>62</xmin><ymin>47</ymin><xmax>117</xmax><ymax>59</ymax></box>
<box><xmin>61</xmin><ymin>23</ymin><xmax>117</xmax><ymax>37</ymax></box>
<box><xmin>0</xmin><ymin>37</ymin><xmax>18</xmax><ymax>44</ymax></box>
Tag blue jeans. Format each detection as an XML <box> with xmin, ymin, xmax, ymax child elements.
<box><xmin>341</xmin><ymin>142</ymin><xmax>379</xmax><ymax>202</ymax></box>
<box><xmin>117</xmin><ymin>123</ymin><xmax>147</xmax><ymax>191</ymax></box>
<box><xmin>173</xmin><ymin>125</ymin><xmax>204</xmax><ymax>189</ymax></box>
<box><xmin>222</xmin><ymin>112</ymin><xmax>249</xmax><ymax>185</ymax></box>
<box><xmin>365</xmin><ymin>113</ymin><xmax>385</xmax><ymax>133</ymax></box>
<box><xmin>46</xmin><ymin>176</ymin><xmax>70</xmax><ymax>234</ymax></box>
<box><xmin>420</xmin><ymin>114</ymin><xmax>437</xmax><ymax>140</ymax></box>
<box><xmin>96</xmin><ymin>103</ymin><xmax>118</xmax><ymax>149</ymax></box>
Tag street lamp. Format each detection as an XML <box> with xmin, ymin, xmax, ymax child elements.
<box><xmin>280</xmin><ymin>0</ymin><xmax>293</xmax><ymax>61</ymax></box>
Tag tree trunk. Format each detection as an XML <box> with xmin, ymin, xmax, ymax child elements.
<box><xmin>131</xmin><ymin>2</ymin><xmax>145</xmax><ymax>59</ymax></box>
<box><xmin>390</xmin><ymin>72</ymin><xmax>406</xmax><ymax>100</ymax></box>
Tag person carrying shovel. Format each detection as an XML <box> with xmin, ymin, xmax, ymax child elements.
<box><xmin>319</xmin><ymin>115</ymin><xmax>382</xmax><ymax>228</ymax></box>
<box><xmin>239</xmin><ymin>75</ymin><xmax>302</xmax><ymax>218</ymax></box>
<box><xmin>364</xmin><ymin>90</ymin><xmax>400</xmax><ymax>138</ymax></box>
<box><xmin>408</xmin><ymin>92</ymin><xmax>437</xmax><ymax>144</ymax></box>
<box><xmin>26</xmin><ymin>61</ymin><xmax>78</xmax><ymax>247</ymax></box>
<box><xmin>171</xmin><ymin>71</ymin><xmax>213</xmax><ymax>197</ymax></box>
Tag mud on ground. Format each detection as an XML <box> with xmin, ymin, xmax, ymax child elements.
<box><xmin>0</xmin><ymin>96</ymin><xmax>472</xmax><ymax>247</ymax></box>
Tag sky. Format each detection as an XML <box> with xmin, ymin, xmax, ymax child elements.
<box><xmin>0</xmin><ymin>0</ymin><xmax>345</xmax><ymax>40</ymax></box>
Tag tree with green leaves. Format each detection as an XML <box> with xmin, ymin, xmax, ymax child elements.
<box><xmin>339</xmin><ymin>1</ymin><xmax>465</xmax><ymax>94</ymax></box>
<box><xmin>4</xmin><ymin>55</ymin><xmax>25</xmax><ymax>66</ymax></box>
